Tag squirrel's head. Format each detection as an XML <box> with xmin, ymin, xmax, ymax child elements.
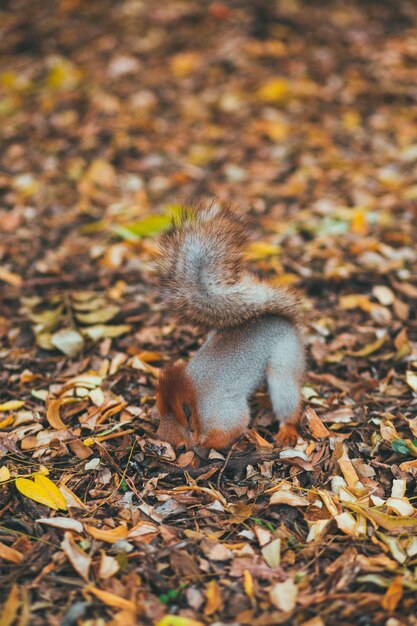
<box><xmin>156</xmin><ymin>360</ymin><xmax>200</xmax><ymax>452</ymax></box>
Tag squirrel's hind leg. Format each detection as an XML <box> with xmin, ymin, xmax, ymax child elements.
<box><xmin>266</xmin><ymin>364</ymin><xmax>303</xmax><ymax>447</ymax></box>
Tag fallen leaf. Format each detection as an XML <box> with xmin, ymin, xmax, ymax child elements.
<box><xmin>257</xmin><ymin>78</ymin><xmax>290</xmax><ymax>102</ymax></box>
<box><xmin>204</xmin><ymin>579</ymin><xmax>222</xmax><ymax>615</ymax></box>
<box><xmin>37</xmin><ymin>517</ymin><xmax>84</xmax><ymax>533</ymax></box>
<box><xmin>51</xmin><ymin>328</ymin><xmax>85</xmax><ymax>356</ymax></box>
<box><xmin>381</xmin><ymin>576</ymin><xmax>403</xmax><ymax>612</ymax></box>
<box><xmin>344</xmin><ymin>502</ymin><xmax>417</xmax><ymax>533</ymax></box>
<box><xmin>61</xmin><ymin>532</ymin><xmax>91</xmax><ymax>580</ymax></box>
<box><xmin>269</xmin><ymin>578</ymin><xmax>298</xmax><ymax>612</ymax></box>
<box><xmin>99</xmin><ymin>552</ymin><xmax>120</xmax><ymax>579</ymax></box>
<box><xmin>261</xmin><ymin>538</ymin><xmax>281</xmax><ymax>568</ymax></box>
<box><xmin>0</xmin><ymin>584</ymin><xmax>19</xmax><ymax>626</ymax></box>
<box><xmin>0</xmin><ymin>267</ymin><xmax>22</xmax><ymax>287</ymax></box>
<box><xmin>0</xmin><ymin>466</ymin><xmax>11</xmax><ymax>482</ymax></box>
<box><xmin>84</xmin><ymin>524</ymin><xmax>128</xmax><ymax>543</ymax></box>
<box><xmin>270</xmin><ymin>489</ymin><xmax>309</xmax><ymax>507</ymax></box>
<box><xmin>0</xmin><ymin>541</ymin><xmax>24</xmax><ymax>564</ymax></box>
<box><xmin>85</xmin><ymin>585</ymin><xmax>136</xmax><ymax>612</ymax></box>
<box><xmin>15</xmin><ymin>475</ymin><xmax>67</xmax><ymax>510</ymax></box>
<box><xmin>305</xmin><ymin>406</ymin><xmax>331</xmax><ymax>438</ymax></box>
<box><xmin>0</xmin><ymin>400</ymin><xmax>25</xmax><ymax>411</ymax></box>
<box><xmin>156</xmin><ymin>617</ymin><xmax>204</xmax><ymax>626</ymax></box>
<box><xmin>46</xmin><ymin>398</ymin><xmax>67</xmax><ymax>429</ymax></box>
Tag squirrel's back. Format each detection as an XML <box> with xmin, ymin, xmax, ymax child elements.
<box><xmin>157</xmin><ymin>198</ymin><xmax>303</xmax><ymax>330</ymax></box>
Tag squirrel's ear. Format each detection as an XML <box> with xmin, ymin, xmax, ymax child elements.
<box><xmin>182</xmin><ymin>401</ymin><xmax>192</xmax><ymax>422</ymax></box>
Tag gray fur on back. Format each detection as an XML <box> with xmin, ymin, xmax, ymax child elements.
<box><xmin>187</xmin><ymin>316</ymin><xmax>304</xmax><ymax>437</ymax></box>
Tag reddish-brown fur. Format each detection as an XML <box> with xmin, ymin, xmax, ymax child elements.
<box><xmin>201</xmin><ymin>426</ymin><xmax>244</xmax><ymax>450</ymax></box>
<box><xmin>156</xmin><ymin>361</ymin><xmax>201</xmax><ymax>448</ymax></box>
<box><xmin>156</xmin><ymin>361</ymin><xmax>247</xmax><ymax>451</ymax></box>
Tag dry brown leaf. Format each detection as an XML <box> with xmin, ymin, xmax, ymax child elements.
<box><xmin>305</xmin><ymin>406</ymin><xmax>331</xmax><ymax>438</ymax></box>
<box><xmin>61</xmin><ymin>532</ymin><xmax>91</xmax><ymax>580</ymax></box>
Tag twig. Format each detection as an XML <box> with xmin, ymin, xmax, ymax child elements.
<box><xmin>216</xmin><ymin>437</ymin><xmax>243</xmax><ymax>489</ymax></box>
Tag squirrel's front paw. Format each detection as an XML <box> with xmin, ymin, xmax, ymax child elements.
<box><xmin>275</xmin><ymin>423</ymin><xmax>298</xmax><ymax>448</ymax></box>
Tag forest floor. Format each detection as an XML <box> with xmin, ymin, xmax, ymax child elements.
<box><xmin>1</xmin><ymin>1</ymin><xmax>417</xmax><ymax>625</ymax></box>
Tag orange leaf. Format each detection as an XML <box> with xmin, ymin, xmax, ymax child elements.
<box><xmin>0</xmin><ymin>541</ymin><xmax>23</xmax><ymax>564</ymax></box>
<box><xmin>204</xmin><ymin>579</ymin><xmax>222</xmax><ymax>615</ymax></box>
<box><xmin>0</xmin><ymin>584</ymin><xmax>19</xmax><ymax>626</ymax></box>
<box><xmin>85</xmin><ymin>585</ymin><xmax>136</xmax><ymax>612</ymax></box>
<box><xmin>305</xmin><ymin>406</ymin><xmax>331</xmax><ymax>439</ymax></box>
<box><xmin>46</xmin><ymin>398</ymin><xmax>66</xmax><ymax>429</ymax></box>
<box><xmin>381</xmin><ymin>576</ymin><xmax>403</xmax><ymax>612</ymax></box>
<box><xmin>84</xmin><ymin>524</ymin><xmax>128</xmax><ymax>543</ymax></box>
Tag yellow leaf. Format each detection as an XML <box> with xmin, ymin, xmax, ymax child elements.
<box><xmin>170</xmin><ymin>52</ymin><xmax>201</xmax><ymax>77</ymax></box>
<box><xmin>0</xmin><ymin>400</ymin><xmax>24</xmax><ymax>412</ymax></box>
<box><xmin>254</xmin><ymin>118</ymin><xmax>289</xmax><ymax>141</ymax></box>
<box><xmin>344</xmin><ymin>502</ymin><xmax>417</xmax><ymax>532</ymax></box>
<box><xmin>244</xmin><ymin>241</ymin><xmax>280</xmax><ymax>261</ymax></box>
<box><xmin>257</xmin><ymin>78</ymin><xmax>290</xmax><ymax>103</ymax></box>
<box><xmin>0</xmin><ymin>417</ymin><xmax>14</xmax><ymax>429</ymax></box>
<box><xmin>85</xmin><ymin>586</ymin><xmax>136</xmax><ymax>612</ymax></box>
<box><xmin>0</xmin><ymin>584</ymin><xmax>19</xmax><ymax>626</ymax></box>
<box><xmin>15</xmin><ymin>475</ymin><xmax>67</xmax><ymax>510</ymax></box>
<box><xmin>351</xmin><ymin>208</ymin><xmax>368</xmax><ymax>236</ymax></box>
<box><xmin>342</xmin><ymin>110</ymin><xmax>361</xmax><ymax>129</ymax></box>
<box><xmin>204</xmin><ymin>580</ymin><xmax>222</xmax><ymax>615</ymax></box>
<box><xmin>47</xmin><ymin>59</ymin><xmax>81</xmax><ymax>90</ymax></box>
<box><xmin>243</xmin><ymin>569</ymin><xmax>255</xmax><ymax>600</ymax></box>
<box><xmin>347</xmin><ymin>335</ymin><xmax>387</xmax><ymax>357</ymax></box>
<box><xmin>156</xmin><ymin>618</ymin><xmax>204</xmax><ymax>626</ymax></box>
<box><xmin>84</xmin><ymin>524</ymin><xmax>128</xmax><ymax>543</ymax></box>
<box><xmin>338</xmin><ymin>448</ymin><xmax>361</xmax><ymax>490</ymax></box>
<box><xmin>340</xmin><ymin>294</ymin><xmax>372</xmax><ymax>311</ymax></box>
<box><xmin>0</xmin><ymin>466</ymin><xmax>11</xmax><ymax>482</ymax></box>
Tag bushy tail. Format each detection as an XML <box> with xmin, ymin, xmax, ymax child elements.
<box><xmin>156</xmin><ymin>199</ymin><xmax>303</xmax><ymax>330</ymax></box>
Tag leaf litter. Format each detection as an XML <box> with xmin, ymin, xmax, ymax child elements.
<box><xmin>1</xmin><ymin>1</ymin><xmax>417</xmax><ymax>625</ymax></box>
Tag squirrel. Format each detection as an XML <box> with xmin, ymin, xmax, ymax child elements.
<box><xmin>155</xmin><ymin>199</ymin><xmax>305</xmax><ymax>453</ymax></box>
